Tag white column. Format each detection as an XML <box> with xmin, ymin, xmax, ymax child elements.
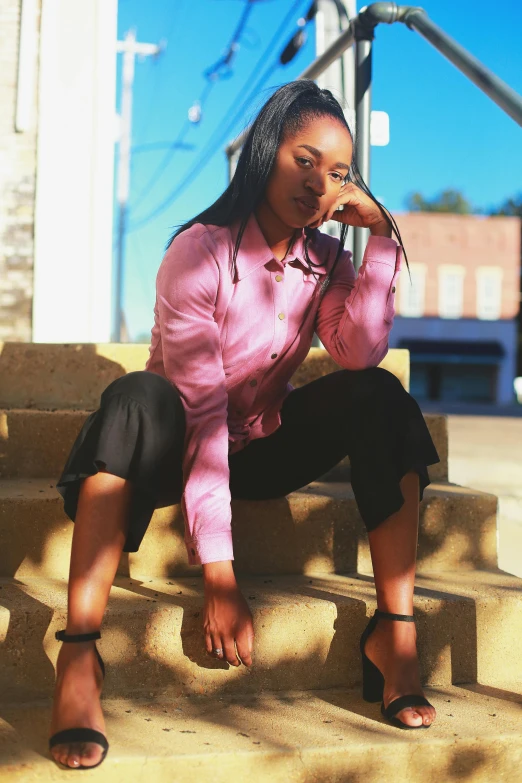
<box><xmin>316</xmin><ymin>0</ymin><xmax>356</xmax><ymax>127</ymax></box>
<box><xmin>33</xmin><ymin>0</ymin><xmax>118</xmax><ymax>342</ymax></box>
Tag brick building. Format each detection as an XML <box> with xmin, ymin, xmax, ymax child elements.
<box><xmin>390</xmin><ymin>213</ymin><xmax>521</xmax><ymax>406</ymax></box>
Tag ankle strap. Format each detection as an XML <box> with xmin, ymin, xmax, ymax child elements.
<box><xmin>374</xmin><ymin>609</ymin><xmax>414</xmax><ymax>622</ymax></box>
<box><xmin>55</xmin><ymin>630</ymin><xmax>101</xmax><ymax>643</ymax></box>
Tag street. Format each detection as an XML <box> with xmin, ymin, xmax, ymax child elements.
<box><xmin>448</xmin><ymin>416</ymin><xmax>522</xmax><ymax>578</ymax></box>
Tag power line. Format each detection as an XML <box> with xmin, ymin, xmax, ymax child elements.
<box><xmin>127</xmin><ymin>63</ymin><xmax>278</xmax><ymax>232</ymax></box>
<box><xmin>132</xmin><ymin>141</ymin><xmax>195</xmax><ymax>154</ymax></box>
<box><xmin>127</xmin><ymin>0</ymin><xmax>308</xmax><ymax>233</ymax></box>
<box><xmin>133</xmin><ymin>0</ymin><xmax>186</xmax><ymax>145</ymax></box>
<box><xmin>205</xmin><ymin>0</ymin><xmax>257</xmax><ymax>80</ymax></box>
<box><xmin>128</xmin><ymin>0</ymin><xmax>261</xmax><ymax>214</ymax></box>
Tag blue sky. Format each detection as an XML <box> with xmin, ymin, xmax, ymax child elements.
<box><xmin>115</xmin><ymin>0</ymin><xmax>522</xmax><ymax>340</ymax></box>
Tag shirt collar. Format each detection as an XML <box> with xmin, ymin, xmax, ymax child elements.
<box><xmin>231</xmin><ymin>211</ymin><xmax>328</xmax><ymax>281</ymax></box>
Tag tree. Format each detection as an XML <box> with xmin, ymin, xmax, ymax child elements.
<box><xmin>487</xmin><ymin>193</ymin><xmax>522</xmax><ymax>218</ymax></box>
<box><xmin>405</xmin><ymin>189</ymin><xmax>473</xmax><ymax>214</ymax></box>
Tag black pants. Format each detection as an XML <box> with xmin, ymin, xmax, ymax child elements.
<box><xmin>56</xmin><ymin>368</ymin><xmax>440</xmax><ymax>553</ymax></box>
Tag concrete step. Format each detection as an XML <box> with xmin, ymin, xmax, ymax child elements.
<box><xmin>0</xmin><ymin>479</ymin><xmax>496</xmax><ymax>580</ymax></box>
<box><xmin>0</xmin><ymin>343</ymin><xmax>410</xmax><ymax>410</ymax></box>
<box><xmin>1</xmin><ymin>569</ymin><xmax>520</xmax><ymax>701</ymax></box>
<box><xmin>1</xmin><ymin>685</ymin><xmax>522</xmax><ymax>782</ymax></box>
<box><xmin>0</xmin><ymin>407</ymin><xmax>447</xmax><ymax>482</ymax></box>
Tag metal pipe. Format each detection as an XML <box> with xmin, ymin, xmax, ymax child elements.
<box><xmin>226</xmin><ymin>2</ymin><xmax>522</xmax><ymax>164</ymax></box>
<box><xmin>400</xmin><ymin>7</ymin><xmax>522</xmax><ymax>126</ymax></box>
<box><xmin>353</xmin><ymin>37</ymin><xmax>373</xmax><ymax>272</ymax></box>
<box><xmin>358</xmin><ymin>3</ymin><xmax>522</xmax><ymax>126</ymax></box>
<box><xmin>224</xmin><ymin>0</ymin><xmax>522</xmax><ymax>272</ymax></box>
<box><xmin>298</xmin><ymin>20</ymin><xmax>356</xmax><ymax>82</ymax></box>
<box><xmin>225</xmin><ymin>24</ymin><xmax>357</xmax><ymax>158</ymax></box>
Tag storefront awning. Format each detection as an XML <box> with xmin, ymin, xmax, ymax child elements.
<box><xmin>398</xmin><ymin>339</ymin><xmax>505</xmax><ymax>365</ymax></box>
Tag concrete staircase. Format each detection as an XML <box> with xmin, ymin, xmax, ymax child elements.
<box><xmin>0</xmin><ymin>343</ymin><xmax>521</xmax><ymax>782</ymax></box>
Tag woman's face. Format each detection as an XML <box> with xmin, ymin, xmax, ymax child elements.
<box><xmin>262</xmin><ymin>114</ymin><xmax>353</xmax><ymax>230</ymax></box>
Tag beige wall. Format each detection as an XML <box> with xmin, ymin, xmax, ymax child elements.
<box><xmin>33</xmin><ymin>0</ymin><xmax>117</xmax><ymax>343</ymax></box>
<box><xmin>394</xmin><ymin>213</ymin><xmax>521</xmax><ymax>320</ymax></box>
<box><xmin>0</xmin><ymin>0</ymin><xmax>118</xmax><ymax>344</ymax></box>
<box><xmin>0</xmin><ymin>0</ymin><xmax>41</xmax><ymax>342</ymax></box>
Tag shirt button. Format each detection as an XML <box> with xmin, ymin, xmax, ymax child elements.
<box><xmin>275</xmin><ymin>274</ymin><xmax>283</xmax><ymax>282</ymax></box>
<box><xmin>249</xmin><ymin>379</ymin><xmax>257</xmax><ymax>387</ymax></box>
<box><xmin>392</xmin><ymin>286</ymin><xmax>396</xmax><ymax>293</ymax></box>
<box><xmin>278</xmin><ymin>312</ymin><xmax>285</xmax><ymax>320</ymax></box>
<box><xmin>271</xmin><ymin>353</ymin><xmax>277</xmax><ymax>359</ymax></box>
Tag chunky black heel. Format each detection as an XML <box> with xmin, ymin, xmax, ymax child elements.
<box><xmin>360</xmin><ymin>609</ymin><xmax>434</xmax><ymax>729</ymax></box>
<box><xmin>49</xmin><ymin>630</ymin><xmax>109</xmax><ymax>769</ymax></box>
<box><xmin>361</xmin><ymin>649</ymin><xmax>385</xmax><ymax>702</ymax></box>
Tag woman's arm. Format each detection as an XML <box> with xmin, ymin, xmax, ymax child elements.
<box><xmin>156</xmin><ymin>230</ymin><xmax>255</xmax><ymax>668</ymax></box>
<box><xmin>156</xmin><ymin>231</ymin><xmax>234</xmax><ymax>567</ymax></box>
<box><xmin>315</xmin><ymin>232</ymin><xmax>402</xmax><ymax>369</ymax></box>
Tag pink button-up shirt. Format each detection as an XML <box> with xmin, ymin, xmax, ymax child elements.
<box><xmin>145</xmin><ymin>212</ymin><xmax>402</xmax><ymax>565</ymax></box>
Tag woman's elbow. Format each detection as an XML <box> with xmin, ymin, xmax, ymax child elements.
<box><xmin>324</xmin><ymin>341</ymin><xmax>388</xmax><ymax>372</ymax></box>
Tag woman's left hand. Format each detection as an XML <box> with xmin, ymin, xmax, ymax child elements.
<box><xmin>308</xmin><ymin>182</ymin><xmax>391</xmax><ymax>237</ymax></box>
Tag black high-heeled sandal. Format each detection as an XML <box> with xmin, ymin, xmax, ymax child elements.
<box><xmin>49</xmin><ymin>630</ymin><xmax>109</xmax><ymax>769</ymax></box>
<box><xmin>360</xmin><ymin>609</ymin><xmax>434</xmax><ymax>730</ymax></box>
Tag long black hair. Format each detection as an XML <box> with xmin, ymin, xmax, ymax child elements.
<box><xmin>166</xmin><ymin>79</ymin><xmax>408</xmax><ymax>288</ymax></box>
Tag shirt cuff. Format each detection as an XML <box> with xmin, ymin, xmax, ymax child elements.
<box><xmin>186</xmin><ymin>531</ymin><xmax>235</xmax><ymax>566</ymax></box>
<box><xmin>365</xmin><ymin>234</ymin><xmax>398</xmax><ymax>269</ymax></box>
<box><xmin>395</xmin><ymin>243</ymin><xmax>403</xmax><ymax>272</ymax></box>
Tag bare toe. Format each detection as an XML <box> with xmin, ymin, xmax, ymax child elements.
<box><xmin>52</xmin><ymin>741</ymin><xmax>104</xmax><ymax>768</ymax></box>
<box><xmin>420</xmin><ymin>706</ymin><xmax>436</xmax><ymax>725</ymax></box>
<box><xmin>54</xmin><ymin>746</ymin><xmax>70</xmax><ymax>767</ymax></box>
<box><xmin>78</xmin><ymin>742</ymin><xmax>104</xmax><ymax>767</ymax></box>
<box><xmin>51</xmin><ymin>747</ymin><xmax>67</xmax><ymax>767</ymax></box>
<box><xmin>67</xmin><ymin>753</ymin><xmax>81</xmax><ymax>768</ymax></box>
<box><xmin>396</xmin><ymin>707</ymin><xmax>423</xmax><ymax>727</ymax></box>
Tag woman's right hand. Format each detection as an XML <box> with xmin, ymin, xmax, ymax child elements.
<box><xmin>202</xmin><ymin>561</ymin><xmax>255</xmax><ymax>667</ymax></box>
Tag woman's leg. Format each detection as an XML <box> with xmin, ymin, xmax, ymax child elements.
<box><xmin>228</xmin><ymin>368</ymin><xmax>439</xmax><ymax>728</ymax></box>
<box><xmin>51</xmin><ymin>370</ymin><xmax>186</xmax><ymax>768</ymax></box>
<box><xmin>50</xmin><ymin>468</ymin><xmax>133</xmax><ymax>768</ymax></box>
<box><xmin>364</xmin><ymin>470</ymin><xmax>437</xmax><ymax>727</ymax></box>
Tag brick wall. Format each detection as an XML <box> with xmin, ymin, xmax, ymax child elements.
<box><xmin>0</xmin><ymin>0</ymin><xmax>40</xmax><ymax>342</ymax></box>
<box><xmin>394</xmin><ymin>213</ymin><xmax>521</xmax><ymax>320</ymax></box>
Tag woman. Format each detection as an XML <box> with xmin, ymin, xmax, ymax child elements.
<box><xmin>50</xmin><ymin>80</ymin><xmax>439</xmax><ymax>769</ymax></box>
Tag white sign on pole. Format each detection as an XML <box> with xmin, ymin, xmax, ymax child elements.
<box><xmin>370</xmin><ymin>110</ymin><xmax>390</xmax><ymax>146</ymax></box>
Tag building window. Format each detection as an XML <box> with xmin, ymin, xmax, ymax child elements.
<box><xmin>399</xmin><ymin>263</ymin><xmax>426</xmax><ymax>317</ymax></box>
<box><xmin>476</xmin><ymin>266</ymin><xmax>503</xmax><ymax>320</ymax></box>
<box><xmin>438</xmin><ymin>265</ymin><xmax>465</xmax><ymax>319</ymax></box>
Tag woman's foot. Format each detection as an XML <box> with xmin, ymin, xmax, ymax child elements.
<box><xmin>363</xmin><ymin>616</ymin><xmax>437</xmax><ymax>727</ymax></box>
<box><xmin>49</xmin><ymin>640</ymin><xmax>106</xmax><ymax>768</ymax></box>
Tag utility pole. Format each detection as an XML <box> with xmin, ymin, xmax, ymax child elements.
<box><xmin>114</xmin><ymin>30</ymin><xmax>162</xmax><ymax>343</ymax></box>
<box><xmin>315</xmin><ymin>0</ymin><xmax>356</xmax><ymax>249</ymax></box>
<box><xmin>314</xmin><ymin>0</ymin><xmax>356</xmax><ymax>349</ymax></box>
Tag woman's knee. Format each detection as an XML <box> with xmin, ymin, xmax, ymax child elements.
<box><xmin>101</xmin><ymin>370</ymin><xmax>176</xmax><ymax>404</ymax></box>
<box><xmin>342</xmin><ymin>366</ymin><xmax>407</xmax><ymax>405</ymax></box>
<box><xmin>100</xmin><ymin>371</ymin><xmax>184</xmax><ymax>425</ymax></box>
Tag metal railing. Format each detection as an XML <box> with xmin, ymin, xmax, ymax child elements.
<box><xmin>225</xmin><ymin>2</ymin><xmax>522</xmax><ymax>271</ymax></box>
